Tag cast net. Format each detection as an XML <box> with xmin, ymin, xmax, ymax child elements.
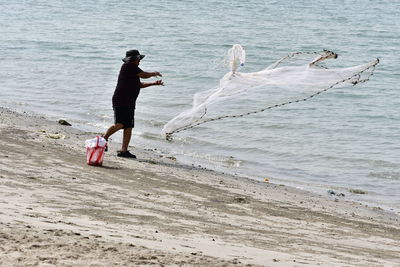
<box><xmin>161</xmin><ymin>44</ymin><xmax>379</xmax><ymax>140</ymax></box>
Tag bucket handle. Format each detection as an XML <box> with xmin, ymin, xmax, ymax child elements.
<box><xmin>95</xmin><ymin>135</ymin><xmax>100</xmax><ymax>148</ymax></box>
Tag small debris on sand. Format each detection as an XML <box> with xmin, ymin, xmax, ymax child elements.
<box><xmin>327</xmin><ymin>190</ymin><xmax>345</xmax><ymax>197</ymax></box>
<box><xmin>349</xmin><ymin>189</ymin><xmax>367</xmax><ymax>195</ymax></box>
<box><xmin>46</xmin><ymin>133</ymin><xmax>66</xmax><ymax>139</ymax></box>
<box><xmin>233</xmin><ymin>197</ymin><xmax>248</xmax><ymax>204</ymax></box>
<box><xmin>58</xmin><ymin>119</ymin><xmax>72</xmax><ymax>126</ymax></box>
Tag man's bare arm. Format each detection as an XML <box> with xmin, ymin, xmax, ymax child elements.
<box><xmin>140</xmin><ymin>80</ymin><xmax>164</xmax><ymax>88</ymax></box>
<box><xmin>138</xmin><ymin>71</ymin><xmax>162</xmax><ymax>79</ymax></box>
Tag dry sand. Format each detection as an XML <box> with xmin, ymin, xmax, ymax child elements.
<box><xmin>0</xmin><ymin>107</ymin><xmax>399</xmax><ymax>266</ymax></box>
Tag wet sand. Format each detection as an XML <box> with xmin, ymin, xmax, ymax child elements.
<box><xmin>0</xmin><ymin>107</ymin><xmax>399</xmax><ymax>266</ymax></box>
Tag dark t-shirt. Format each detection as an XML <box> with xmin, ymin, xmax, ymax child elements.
<box><xmin>112</xmin><ymin>62</ymin><xmax>143</xmax><ymax>108</ymax></box>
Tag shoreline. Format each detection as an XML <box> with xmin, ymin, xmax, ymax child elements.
<box><xmin>1</xmin><ymin>107</ymin><xmax>399</xmax><ymax>266</ymax></box>
<box><xmin>6</xmin><ymin>105</ymin><xmax>399</xmax><ymax>214</ymax></box>
<box><xmin>7</xmin><ymin>106</ymin><xmax>400</xmax><ymax>216</ymax></box>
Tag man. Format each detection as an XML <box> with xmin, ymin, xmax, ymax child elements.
<box><xmin>103</xmin><ymin>49</ymin><xmax>163</xmax><ymax>158</ymax></box>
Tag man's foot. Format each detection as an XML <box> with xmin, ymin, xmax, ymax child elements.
<box><xmin>117</xmin><ymin>150</ymin><xmax>136</xmax><ymax>158</ymax></box>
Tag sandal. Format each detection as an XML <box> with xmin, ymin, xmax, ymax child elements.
<box><xmin>117</xmin><ymin>150</ymin><xmax>136</xmax><ymax>158</ymax></box>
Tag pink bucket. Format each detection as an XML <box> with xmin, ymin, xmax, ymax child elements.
<box><xmin>86</xmin><ymin>136</ymin><xmax>106</xmax><ymax>166</ymax></box>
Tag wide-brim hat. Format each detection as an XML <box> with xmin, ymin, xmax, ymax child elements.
<box><xmin>122</xmin><ymin>49</ymin><xmax>145</xmax><ymax>62</ymax></box>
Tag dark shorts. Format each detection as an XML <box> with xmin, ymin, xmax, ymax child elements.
<box><xmin>113</xmin><ymin>107</ymin><xmax>135</xmax><ymax>129</ymax></box>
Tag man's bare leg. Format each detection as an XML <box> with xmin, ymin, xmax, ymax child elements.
<box><xmin>121</xmin><ymin>127</ymin><xmax>132</xmax><ymax>152</ymax></box>
<box><xmin>103</xmin><ymin>123</ymin><xmax>124</xmax><ymax>141</ymax></box>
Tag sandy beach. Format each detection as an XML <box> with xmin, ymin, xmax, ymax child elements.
<box><xmin>0</xmin><ymin>107</ymin><xmax>399</xmax><ymax>266</ymax></box>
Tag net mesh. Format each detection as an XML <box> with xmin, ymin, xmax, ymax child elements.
<box><xmin>162</xmin><ymin>45</ymin><xmax>379</xmax><ymax>139</ymax></box>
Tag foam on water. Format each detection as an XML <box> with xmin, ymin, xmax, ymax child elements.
<box><xmin>0</xmin><ymin>0</ymin><xmax>399</xmax><ymax>212</ymax></box>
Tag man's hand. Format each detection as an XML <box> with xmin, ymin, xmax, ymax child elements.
<box><xmin>153</xmin><ymin>72</ymin><xmax>162</xmax><ymax>77</ymax></box>
<box><xmin>153</xmin><ymin>80</ymin><xmax>164</xmax><ymax>86</ymax></box>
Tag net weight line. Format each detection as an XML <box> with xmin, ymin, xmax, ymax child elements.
<box><xmin>165</xmin><ymin>57</ymin><xmax>379</xmax><ymax>141</ymax></box>
<box><xmin>267</xmin><ymin>50</ymin><xmax>338</xmax><ymax>70</ymax></box>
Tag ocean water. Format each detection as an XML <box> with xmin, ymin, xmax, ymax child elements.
<box><xmin>1</xmin><ymin>0</ymin><xmax>399</xmax><ymax>211</ymax></box>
